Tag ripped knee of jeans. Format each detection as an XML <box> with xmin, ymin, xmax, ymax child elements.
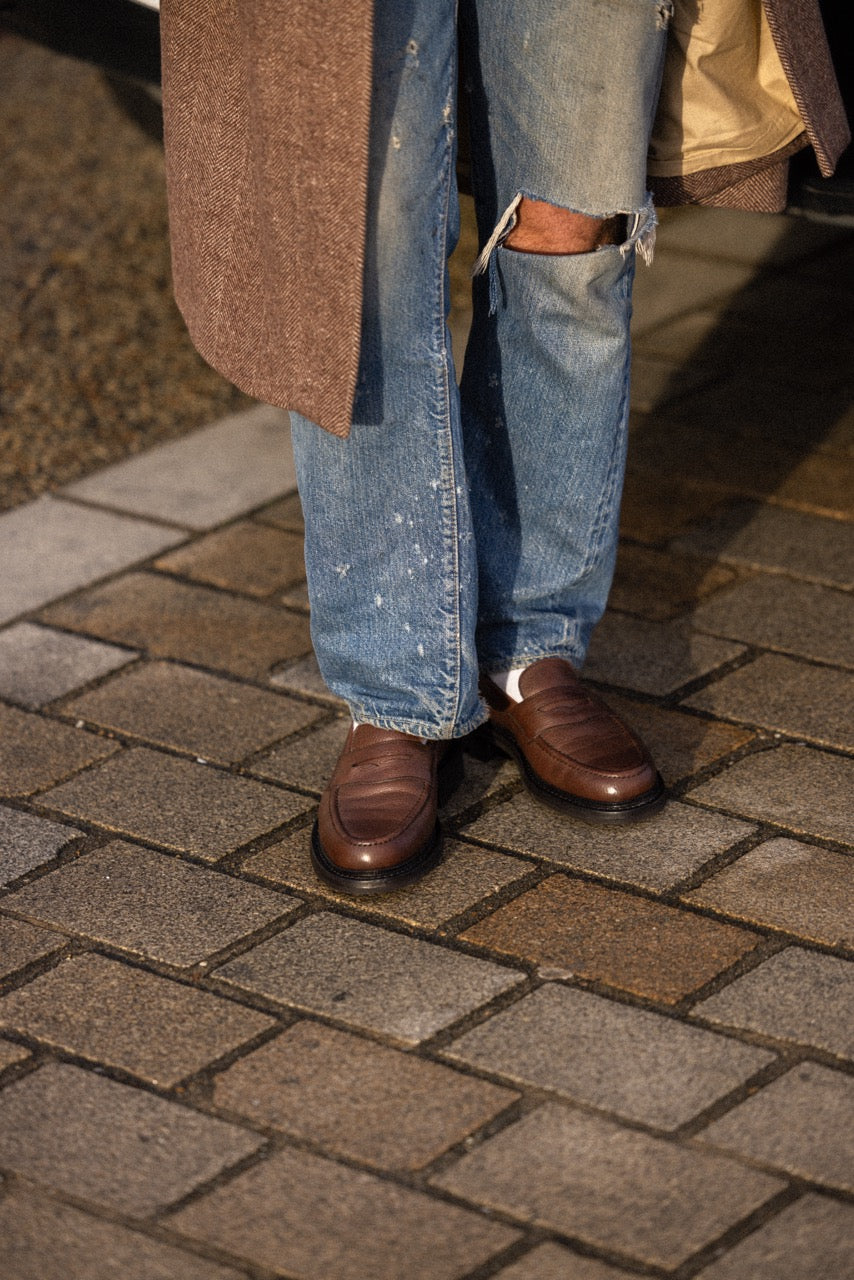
<box><xmin>473</xmin><ymin>192</ymin><xmax>657</xmax><ymax>313</ymax></box>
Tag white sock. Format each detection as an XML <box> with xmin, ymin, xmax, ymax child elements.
<box><xmin>488</xmin><ymin>667</ymin><xmax>525</xmax><ymax>702</ymax></box>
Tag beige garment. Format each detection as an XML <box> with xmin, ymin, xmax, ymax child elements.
<box><xmin>649</xmin><ymin>0</ymin><xmax>804</xmax><ymax>176</ymax></box>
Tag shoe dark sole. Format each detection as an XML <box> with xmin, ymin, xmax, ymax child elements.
<box><xmin>491</xmin><ymin>723</ymin><xmax>666</xmax><ymax>825</ymax></box>
<box><xmin>310</xmin><ymin>820</ymin><xmax>443</xmax><ymax>895</ymax></box>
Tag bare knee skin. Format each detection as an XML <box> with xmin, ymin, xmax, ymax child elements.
<box><xmin>503</xmin><ymin>196</ymin><xmax>626</xmax><ymax>254</ymax></box>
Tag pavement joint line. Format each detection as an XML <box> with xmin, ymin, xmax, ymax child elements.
<box><xmin>676</xmin><ymin>789</ymin><xmax>854</xmax><ymax>851</ymax></box>
<box><xmin>49</xmin><ymin>490</ymin><xmax>199</xmax><ymax>534</ymax></box>
<box><xmin>668</xmin><ymin>1185</ymin><xmax>807</xmax><ymax>1280</ymax></box>
<box><xmin>444</xmin><ymin>832</ymin><xmax>752</xmax><ymax>914</ymax></box>
<box><xmin>673</xmin><ymin>901</ymin><xmax>854</xmax><ymax>959</ymax></box>
<box><xmin>146</xmin><ymin>562</ymin><xmax>313</xmax><ymax>619</ymax></box>
<box><xmin>29</xmin><ymin>710</ymin><xmax>334</xmax><ymax>791</ymax></box>
<box><xmin>654</xmin><ymin>826</ymin><xmax>778</xmax><ymax>899</ymax></box>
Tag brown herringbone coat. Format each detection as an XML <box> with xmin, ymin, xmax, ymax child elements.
<box><xmin>160</xmin><ymin>0</ymin><xmax>848</xmax><ymax>437</ymax></box>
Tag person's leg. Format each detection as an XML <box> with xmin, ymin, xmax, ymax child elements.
<box><xmin>458</xmin><ymin>0</ymin><xmax>670</xmax><ymax>818</ymax></box>
<box><xmin>460</xmin><ymin>0</ymin><xmax>669</xmax><ymax>671</ymax></box>
<box><xmin>289</xmin><ymin>0</ymin><xmax>482</xmax><ymax>892</ymax></box>
<box><xmin>290</xmin><ymin>0</ymin><xmax>483</xmax><ymax>743</ymax></box>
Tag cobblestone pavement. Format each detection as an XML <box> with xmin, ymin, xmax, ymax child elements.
<box><xmin>2</xmin><ymin>67</ymin><xmax>854</xmax><ymax>1280</ymax></box>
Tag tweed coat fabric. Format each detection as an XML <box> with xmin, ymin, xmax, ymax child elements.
<box><xmin>160</xmin><ymin>0</ymin><xmax>848</xmax><ymax>437</ymax></box>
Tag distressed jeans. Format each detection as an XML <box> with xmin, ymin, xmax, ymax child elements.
<box><xmin>290</xmin><ymin>0</ymin><xmax>670</xmax><ymax>738</ymax></box>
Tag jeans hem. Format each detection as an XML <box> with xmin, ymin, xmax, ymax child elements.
<box><xmin>346</xmin><ymin>702</ymin><xmax>489</xmax><ymax>741</ymax></box>
<box><xmin>478</xmin><ymin>643</ymin><xmax>588</xmax><ymax>675</ymax></box>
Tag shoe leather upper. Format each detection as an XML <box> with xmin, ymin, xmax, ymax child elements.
<box><xmin>316</xmin><ymin>723</ymin><xmax>441</xmax><ymax>871</ymax></box>
<box><xmin>482</xmin><ymin>657</ymin><xmax>659</xmax><ymax>804</ymax></box>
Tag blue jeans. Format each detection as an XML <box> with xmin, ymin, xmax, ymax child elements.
<box><xmin>291</xmin><ymin>0</ymin><xmax>669</xmax><ymax>738</ymax></box>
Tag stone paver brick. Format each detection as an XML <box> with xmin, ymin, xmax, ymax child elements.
<box><xmin>685</xmin><ymin>654</ymin><xmax>854</xmax><ymax>751</ymax></box>
<box><xmin>691</xmin><ymin>576</ymin><xmax>854</xmax><ymax>669</ymax></box>
<box><xmin>216</xmin><ymin>913</ymin><xmax>524</xmax><ymax>1044</ymax></box>
<box><xmin>0</xmin><ymin>1062</ymin><xmax>264</xmax><ymax>1215</ymax></box>
<box><xmin>2</xmin><ymin>841</ymin><xmax>298</xmax><ymax>966</ymax></box>
<box><xmin>41</xmin><ymin>572</ymin><xmax>312</xmax><ymax>681</ymax></box>
<box><xmin>247</xmin><ymin>716</ymin><xmax>349</xmax><ymax>791</ymax></box>
<box><xmin>0</xmin><ymin>916</ymin><xmax>66</xmax><ymax>978</ymax></box>
<box><xmin>631</xmin><ymin>250</ymin><xmax>755</xmax><ymax>335</ymax></box>
<box><xmin>650</xmin><ymin>205</ymin><xmax>841</xmax><ymax>266</ymax></box>
<box><xmin>0</xmin><ymin>1037</ymin><xmax>30</xmax><ymax>1070</ymax></box>
<box><xmin>608</xmin><ymin>544</ymin><xmax>738</xmax><ymax>621</ymax></box>
<box><xmin>685</xmin><ymin>838</ymin><xmax>853</xmax><ymax>947</ymax></box>
<box><xmin>493</xmin><ymin>1244</ymin><xmax>632</xmax><ymax>1280</ymax></box>
<box><xmin>583</xmin><ymin>612</ymin><xmax>746</xmax><ymax>696</ymax></box>
<box><xmin>64</xmin><ymin>660</ymin><xmax>322</xmax><ymax>764</ymax></box>
<box><xmin>0</xmin><ymin>805</ymin><xmax>78</xmax><ymax>886</ymax></box>
<box><xmin>461</xmin><ymin>874</ymin><xmax>761</xmax><ymax>1003</ymax></box>
<box><xmin>690</xmin><ymin>746</ymin><xmax>854</xmax><ymax>845</ymax></box>
<box><xmin>280</xmin><ymin>579</ymin><xmax>310</xmax><ymax>610</ymax></box>
<box><xmin>443</xmin><ymin>984</ymin><xmax>773</xmax><ymax>1130</ymax></box>
<box><xmin>268</xmin><ymin>652</ymin><xmax>346</xmax><ymax>705</ymax></box>
<box><xmin>0</xmin><ymin>953</ymin><xmax>276</xmax><ymax>1086</ymax></box>
<box><xmin>460</xmin><ymin>796</ymin><xmax>754</xmax><ymax>893</ymax></box>
<box><xmin>754</xmin><ymin>451</ymin><xmax>853</xmax><ymax>520</ymax></box>
<box><xmin>619</xmin><ymin>469</ymin><xmax>726</xmax><ymax>544</ymax></box>
<box><xmin>154</xmin><ymin>520</ymin><xmax>305</xmax><ymax>597</ymax></box>
<box><xmin>696</xmin><ymin>1194</ymin><xmax>854</xmax><ymax>1280</ymax></box>
<box><xmin>599</xmin><ymin>692</ymin><xmax>753</xmax><ymax>784</ymax></box>
<box><xmin>698</xmin><ymin>1062</ymin><xmax>854</xmax><ymax>1190</ymax></box>
<box><xmin>0</xmin><ymin>623</ymin><xmax>135</xmax><ymax>708</ymax></box>
<box><xmin>255</xmin><ymin>490</ymin><xmax>305</xmax><ymax>533</ymax></box>
<box><xmin>63</xmin><ymin>404</ymin><xmax>296</xmax><ymax>529</ymax></box>
<box><xmin>0</xmin><ymin>703</ymin><xmax>118</xmax><ymax>798</ymax></box>
<box><xmin>38</xmin><ymin>747</ymin><xmax>313</xmax><ymax>859</ymax></box>
<box><xmin>244</xmin><ymin>831</ymin><xmax>531</xmax><ymax>930</ymax></box>
<box><xmin>432</xmin><ymin>1103</ymin><xmax>784</xmax><ymax>1270</ymax></box>
<box><xmin>693</xmin><ymin>947</ymin><xmax>854</xmax><ymax>1059</ymax></box>
<box><xmin>625</xmin><ymin>416</ymin><xmax>854</xmax><ymax>521</ymax></box>
<box><xmin>213</xmin><ymin>1020</ymin><xmax>518</xmax><ymax>1171</ymax></box>
<box><xmin>0</xmin><ymin>1189</ymin><xmax>248</xmax><ymax>1280</ymax></box>
<box><xmin>670</xmin><ymin>365</ymin><xmax>854</xmax><ymax>448</ymax></box>
<box><xmin>168</xmin><ymin>1145</ymin><xmax>519</xmax><ymax>1280</ymax></box>
<box><xmin>674</xmin><ymin>500</ymin><xmax>854</xmax><ymax>590</ymax></box>
<box><xmin>0</xmin><ymin>494</ymin><xmax>184</xmax><ymax>625</ymax></box>
<box><xmin>628</xmin><ymin>353</ymin><xmax>715</xmax><ymax>416</ymax></box>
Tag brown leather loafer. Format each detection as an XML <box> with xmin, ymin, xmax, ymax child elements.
<box><xmin>311</xmin><ymin>723</ymin><xmax>457</xmax><ymax>895</ymax></box>
<box><xmin>481</xmin><ymin>657</ymin><xmax>665</xmax><ymax>823</ymax></box>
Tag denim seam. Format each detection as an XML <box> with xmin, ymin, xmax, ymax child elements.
<box><xmin>344</xmin><ymin>704</ymin><xmax>489</xmax><ymax>742</ymax></box>
<box><xmin>577</xmin><ymin>263</ymin><xmax>633</xmax><ymax>581</ymax></box>
<box><xmin>433</xmin><ymin>49</ymin><xmax>467</xmax><ymax>733</ymax></box>
<box><xmin>477</xmin><ymin>639</ymin><xmax>588</xmax><ymax>675</ymax></box>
